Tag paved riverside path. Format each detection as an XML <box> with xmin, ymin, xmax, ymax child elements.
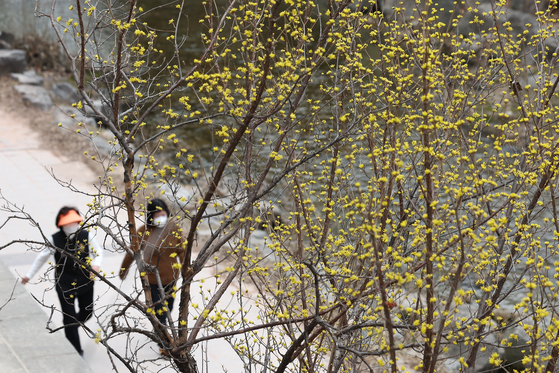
<box><xmin>0</xmin><ymin>108</ymin><xmax>96</xmax><ymax>372</ymax></box>
<box><xmin>0</xmin><ymin>108</ymin><xmax>242</xmax><ymax>372</ymax></box>
<box><xmin>0</xmin><ymin>260</ymin><xmax>93</xmax><ymax>373</ymax></box>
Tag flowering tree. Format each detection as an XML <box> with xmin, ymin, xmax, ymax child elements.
<box><xmin>4</xmin><ymin>0</ymin><xmax>559</xmax><ymax>372</ymax></box>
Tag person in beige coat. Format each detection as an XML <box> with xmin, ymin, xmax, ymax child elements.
<box><xmin>119</xmin><ymin>199</ymin><xmax>186</xmax><ymax>331</ymax></box>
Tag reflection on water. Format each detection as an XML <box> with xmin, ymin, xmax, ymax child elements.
<box><xmin>132</xmin><ymin>0</ymin><xmax>381</xmax><ymax>170</ymax></box>
<box><xmin>136</xmin><ymin>0</ymin><xmax>211</xmax><ymax>59</ymax></box>
<box><xmin>132</xmin><ymin>0</ymin><xmax>217</xmax><ymax>164</ymax></box>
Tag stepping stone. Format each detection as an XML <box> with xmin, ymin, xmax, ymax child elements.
<box><xmin>52</xmin><ymin>82</ymin><xmax>80</xmax><ymax>103</ymax></box>
<box><xmin>14</xmin><ymin>84</ymin><xmax>53</xmax><ymax>111</ymax></box>
<box><xmin>0</xmin><ymin>49</ymin><xmax>26</xmax><ymax>75</ymax></box>
<box><xmin>10</xmin><ymin>70</ymin><xmax>44</xmax><ymax>85</ymax></box>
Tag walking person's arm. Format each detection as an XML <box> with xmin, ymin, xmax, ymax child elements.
<box><xmin>21</xmin><ymin>237</ymin><xmax>55</xmax><ymax>284</ymax></box>
<box><xmin>119</xmin><ymin>225</ymin><xmax>146</xmax><ymax>280</ymax></box>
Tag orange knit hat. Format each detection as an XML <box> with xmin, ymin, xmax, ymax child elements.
<box><xmin>57</xmin><ymin>210</ymin><xmax>83</xmax><ymax>227</ymax></box>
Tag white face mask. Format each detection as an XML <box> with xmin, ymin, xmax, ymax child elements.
<box><xmin>152</xmin><ymin>216</ymin><xmax>168</xmax><ymax>227</ymax></box>
<box><xmin>62</xmin><ymin>223</ymin><xmax>80</xmax><ymax>236</ymax></box>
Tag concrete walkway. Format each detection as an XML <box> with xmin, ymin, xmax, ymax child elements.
<box><xmin>0</xmin><ymin>108</ymin><xmax>95</xmax><ymax>372</ymax></box>
<box><xmin>0</xmin><ymin>107</ymin><xmax>242</xmax><ymax>372</ymax></box>
<box><xmin>0</xmin><ymin>260</ymin><xmax>93</xmax><ymax>373</ymax></box>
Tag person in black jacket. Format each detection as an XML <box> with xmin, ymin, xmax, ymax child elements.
<box><xmin>21</xmin><ymin>207</ymin><xmax>104</xmax><ymax>356</ymax></box>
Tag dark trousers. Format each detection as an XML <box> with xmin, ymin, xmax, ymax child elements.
<box><xmin>150</xmin><ymin>283</ymin><xmax>175</xmax><ymax>348</ymax></box>
<box><xmin>150</xmin><ymin>283</ymin><xmax>175</xmax><ymax>325</ymax></box>
<box><xmin>56</xmin><ymin>281</ymin><xmax>94</xmax><ymax>354</ymax></box>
